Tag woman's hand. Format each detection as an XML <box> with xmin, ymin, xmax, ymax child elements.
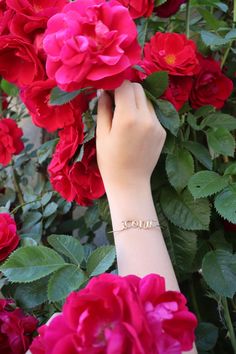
<box><xmin>96</xmin><ymin>80</ymin><xmax>166</xmax><ymax>193</ymax></box>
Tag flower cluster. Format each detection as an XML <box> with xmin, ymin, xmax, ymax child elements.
<box><xmin>0</xmin><ymin>0</ymin><xmax>233</xmax><ymax>204</ymax></box>
<box><xmin>30</xmin><ymin>273</ymin><xmax>197</xmax><ymax>354</ymax></box>
<box><xmin>0</xmin><ymin>118</ymin><xmax>24</xmax><ymax>166</ymax></box>
<box><xmin>0</xmin><ymin>298</ymin><xmax>38</xmax><ymax>354</ymax></box>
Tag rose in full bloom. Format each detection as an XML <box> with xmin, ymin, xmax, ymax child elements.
<box><xmin>30</xmin><ymin>273</ymin><xmax>197</xmax><ymax>354</ymax></box>
<box><xmin>163</xmin><ymin>76</ymin><xmax>193</xmax><ymax>111</ymax></box>
<box><xmin>0</xmin><ymin>118</ymin><xmax>24</xmax><ymax>166</ymax></box>
<box><xmin>0</xmin><ymin>299</ymin><xmax>38</xmax><ymax>354</ymax></box>
<box><xmin>6</xmin><ymin>0</ymin><xmax>67</xmax><ymax>44</ymax></box>
<box><xmin>144</xmin><ymin>32</ymin><xmax>199</xmax><ymax>77</ymax></box>
<box><xmin>155</xmin><ymin>0</ymin><xmax>186</xmax><ymax>18</ymax></box>
<box><xmin>49</xmin><ymin>131</ymin><xmax>105</xmax><ymax>206</ymax></box>
<box><xmin>116</xmin><ymin>0</ymin><xmax>154</xmax><ymax>19</ymax></box>
<box><xmin>190</xmin><ymin>54</ymin><xmax>233</xmax><ymax>109</ymax></box>
<box><xmin>69</xmin><ymin>139</ymin><xmax>105</xmax><ymax>206</ymax></box>
<box><xmin>0</xmin><ymin>213</ymin><xmax>20</xmax><ymax>261</ymax></box>
<box><xmin>20</xmin><ymin>80</ymin><xmax>91</xmax><ymax>132</ymax></box>
<box><xmin>43</xmin><ymin>0</ymin><xmax>141</xmax><ymax>91</ymax></box>
<box><xmin>0</xmin><ymin>35</ymin><xmax>45</xmax><ymax>87</ymax></box>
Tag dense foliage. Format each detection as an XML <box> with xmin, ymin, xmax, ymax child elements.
<box><xmin>0</xmin><ymin>0</ymin><xmax>235</xmax><ymax>353</ymax></box>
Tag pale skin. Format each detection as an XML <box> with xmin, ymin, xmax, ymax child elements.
<box><xmin>97</xmin><ymin>81</ymin><xmax>197</xmax><ymax>354</ymax></box>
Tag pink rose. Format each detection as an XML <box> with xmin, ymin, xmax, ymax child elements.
<box><xmin>0</xmin><ymin>298</ymin><xmax>38</xmax><ymax>354</ymax></box>
<box><xmin>0</xmin><ymin>118</ymin><xmax>24</xmax><ymax>166</ymax></box>
<box><xmin>30</xmin><ymin>273</ymin><xmax>197</xmax><ymax>354</ymax></box>
<box><xmin>116</xmin><ymin>0</ymin><xmax>154</xmax><ymax>19</ymax></box>
<box><xmin>43</xmin><ymin>0</ymin><xmax>141</xmax><ymax>91</ymax></box>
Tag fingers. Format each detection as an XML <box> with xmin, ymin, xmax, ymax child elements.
<box><xmin>97</xmin><ymin>90</ymin><xmax>113</xmax><ymax>135</ymax></box>
<box><xmin>114</xmin><ymin>81</ymin><xmax>136</xmax><ymax>115</ymax></box>
<box><xmin>133</xmin><ymin>83</ymin><xmax>147</xmax><ymax>110</ymax></box>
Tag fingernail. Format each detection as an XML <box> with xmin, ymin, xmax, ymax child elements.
<box><xmin>97</xmin><ymin>89</ymin><xmax>104</xmax><ymax>98</ymax></box>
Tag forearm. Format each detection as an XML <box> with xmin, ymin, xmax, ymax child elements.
<box><xmin>106</xmin><ymin>180</ymin><xmax>179</xmax><ymax>291</ymax></box>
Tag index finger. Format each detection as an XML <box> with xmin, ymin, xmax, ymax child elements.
<box><xmin>114</xmin><ymin>81</ymin><xmax>137</xmax><ymax>116</ymax></box>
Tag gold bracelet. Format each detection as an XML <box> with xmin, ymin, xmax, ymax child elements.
<box><xmin>108</xmin><ymin>220</ymin><xmax>160</xmax><ymax>234</ymax></box>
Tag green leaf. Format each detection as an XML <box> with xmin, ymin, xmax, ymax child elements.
<box><xmin>160</xmin><ymin>188</ymin><xmax>210</xmax><ymax>230</ymax></box>
<box><xmin>50</xmin><ymin>87</ymin><xmax>91</xmax><ymax>106</ymax></box>
<box><xmin>187</xmin><ymin>113</ymin><xmax>206</xmax><ymax>131</ymax></box>
<box><xmin>0</xmin><ymin>246</ymin><xmax>65</xmax><ymax>283</ymax></box>
<box><xmin>202</xmin><ymin>250</ymin><xmax>236</xmax><ymax>298</ymax></box>
<box><xmin>188</xmin><ymin>171</ymin><xmax>228</xmax><ymax>198</ymax></box>
<box><xmin>87</xmin><ymin>246</ymin><xmax>116</xmax><ymax>276</ymax></box>
<box><xmin>1</xmin><ymin>79</ymin><xmax>18</xmax><ymax>96</ymax></box>
<box><xmin>48</xmin><ymin>265</ymin><xmax>87</xmax><ymax>302</ymax></box>
<box><xmin>200</xmin><ymin>30</ymin><xmax>228</xmax><ymax>46</ymax></box>
<box><xmin>166</xmin><ymin>148</ymin><xmax>194</xmax><ymax>192</ymax></box>
<box><xmin>43</xmin><ymin>202</ymin><xmax>58</xmax><ymax>218</ymax></box>
<box><xmin>48</xmin><ymin>235</ymin><xmax>84</xmax><ymax>265</ymax></box>
<box><xmin>143</xmin><ymin>71</ymin><xmax>168</xmax><ymax>98</ymax></box>
<box><xmin>22</xmin><ymin>212</ymin><xmax>42</xmax><ymax>230</ymax></box>
<box><xmin>37</xmin><ymin>139</ymin><xmax>59</xmax><ymax>164</ymax></box>
<box><xmin>196</xmin><ymin>322</ymin><xmax>219</xmax><ymax>351</ymax></box>
<box><xmin>214</xmin><ymin>184</ymin><xmax>236</xmax><ymax>223</ymax></box>
<box><xmin>155</xmin><ymin>99</ymin><xmax>180</xmax><ymax>136</ymax></box>
<box><xmin>14</xmin><ymin>276</ymin><xmax>49</xmax><ymax>308</ymax></box>
<box><xmin>41</xmin><ymin>192</ymin><xmax>53</xmax><ymax>206</ymax></box>
<box><xmin>194</xmin><ymin>105</ymin><xmax>215</xmax><ymax>118</ymax></box>
<box><xmin>183</xmin><ymin>141</ymin><xmax>212</xmax><ymax>170</ymax></box>
<box><xmin>203</xmin><ymin>113</ymin><xmax>236</xmax><ymax>131</ymax></box>
<box><xmin>169</xmin><ymin>226</ymin><xmax>197</xmax><ymax>276</ymax></box>
<box><xmin>207</xmin><ymin>128</ymin><xmax>235</xmax><ymax>157</ymax></box>
<box><xmin>224</xmin><ymin>162</ymin><xmax>236</xmax><ymax>176</ymax></box>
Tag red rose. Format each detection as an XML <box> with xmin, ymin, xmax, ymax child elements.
<box><xmin>0</xmin><ymin>118</ymin><xmax>24</xmax><ymax>166</ymax></box>
<box><xmin>0</xmin><ymin>298</ymin><xmax>38</xmax><ymax>354</ymax></box>
<box><xmin>43</xmin><ymin>0</ymin><xmax>141</xmax><ymax>91</ymax></box>
<box><xmin>116</xmin><ymin>0</ymin><xmax>154</xmax><ymax>19</ymax></box>
<box><xmin>20</xmin><ymin>80</ymin><xmax>91</xmax><ymax>132</ymax></box>
<box><xmin>69</xmin><ymin>139</ymin><xmax>105</xmax><ymax>206</ymax></box>
<box><xmin>6</xmin><ymin>0</ymin><xmax>67</xmax><ymax>44</ymax></box>
<box><xmin>190</xmin><ymin>54</ymin><xmax>233</xmax><ymax>109</ymax></box>
<box><xmin>163</xmin><ymin>76</ymin><xmax>193</xmax><ymax>111</ymax></box>
<box><xmin>30</xmin><ymin>273</ymin><xmax>197</xmax><ymax>354</ymax></box>
<box><xmin>155</xmin><ymin>0</ymin><xmax>186</xmax><ymax>18</ymax></box>
<box><xmin>0</xmin><ymin>213</ymin><xmax>20</xmax><ymax>261</ymax></box>
<box><xmin>0</xmin><ymin>35</ymin><xmax>45</xmax><ymax>87</ymax></box>
<box><xmin>144</xmin><ymin>32</ymin><xmax>199</xmax><ymax>77</ymax></box>
<box><xmin>223</xmin><ymin>220</ymin><xmax>236</xmax><ymax>232</ymax></box>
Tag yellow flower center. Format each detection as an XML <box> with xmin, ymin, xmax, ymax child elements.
<box><xmin>165</xmin><ymin>54</ymin><xmax>176</xmax><ymax>65</ymax></box>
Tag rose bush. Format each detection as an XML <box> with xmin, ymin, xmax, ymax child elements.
<box><xmin>0</xmin><ymin>0</ymin><xmax>235</xmax><ymax>353</ymax></box>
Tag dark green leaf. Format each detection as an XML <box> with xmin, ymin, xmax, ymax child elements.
<box><xmin>155</xmin><ymin>99</ymin><xmax>180</xmax><ymax>136</ymax></box>
<box><xmin>43</xmin><ymin>202</ymin><xmax>58</xmax><ymax>218</ymax></box>
<box><xmin>214</xmin><ymin>184</ymin><xmax>236</xmax><ymax>223</ymax></box>
<box><xmin>48</xmin><ymin>265</ymin><xmax>87</xmax><ymax>302</ymax></box>
<box><xmin>0</xmin><ymin>246</ymin><xmax>65</xmax><ymax>283</ymax></box>
<box><xmin>1</xmin><ymin>79</ymin><xmax>18</xmax><ymax>97</ymax></box>
<box><xmin>188</xmin><ymin>171</ymin><xmax>228</xmax><ymax>198</ymax></box>
<box><xmin>224</xmin><ymin>162</ymin><xmax>236</xmax><ymax>176</ymax></box>
<box><xmin>200</xmin><ymin>30</ymin><xmax>228</xmax><ymax>46</ymax></box>
<box><xmin>160</xmin><ymin>188</ymin><xmax>210</xmax><ymax>230</ymax></box>
<box><xmin>50</xmin><ymin>87</ymin><xmax>91</xmax><ymax>106</ymax></box>
<box><xmin>143</xmin><ymin>71</ymin><xmax>168</xmax><ymax>98</ymax></box>
<box><xmin>203</xmin><ymin>113</ymin><xmax>236</xmax><ymax>131</ymax></box>
<box><xmin>166</xmin><ymin>148</ymin><xmax>194</xmax><ymax>192</ymax></box>
<box><xmin>14</xmin><ymin>277</ymin><xmax>49</xmax><ymax>308</ymax></box>
<box><xmin>48</xmin><ymin>235</ymin><xmax>84</xmax><ymax>265</ymax></box>
<box><xmin>87</xmin><ymin>246</ymin><xmax>116</xmax><ymax>276</ymax></box>
<box><xmin>202</xmin><ymin>250</ymin><xmax>236</xmax><ymax>298</ymax></box>
<box><xmin>207</xmin><ymin>128</ymin><xmax>235</xmax><ymax>157</ymax></box>
<box><xmin>37</xmin><ymin>139</ymin><xmax>59</xmax><ymax>164</ymax></box>
<box><xmin>196</xmin><ymin>322</ymin><xmax>219</xmax><ymax>351</ymax></box>
<box><xmin>183</xmin><ymin>141</ymin><xmax>212</xmax><ymax>170</ymax></box>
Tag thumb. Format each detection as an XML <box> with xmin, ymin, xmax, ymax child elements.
<box><xmin>97</xmin><ymin>90</ymin><xmax>113</xmax><ymax>135</ymax></box>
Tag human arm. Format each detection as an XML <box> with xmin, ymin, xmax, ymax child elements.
<box><xmin>96</xmin><ymin>81</ymin><xmax>197</xmax><ymax>354</ymax></box>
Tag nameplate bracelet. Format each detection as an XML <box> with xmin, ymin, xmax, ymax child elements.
<box><xmin>108</xmin><ymin>220</ymin><xmax>160</xmax><ymax>234</ymax></box>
